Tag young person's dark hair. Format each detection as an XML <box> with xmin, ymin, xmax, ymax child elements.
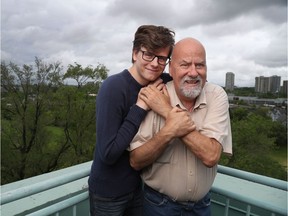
<box><xmin>131</xmin><ymin>25</ymin><xmax>175</xmax><ymax>63</ymax></box>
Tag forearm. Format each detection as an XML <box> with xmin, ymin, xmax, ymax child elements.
<box><xmin>153</xmin><ymin>105</ymin><xmax>172</xmax><ymax>119</ymax></box>
<box><xmin>130</xmin><ymin>127</ymin><xmax>174</xmax><ymax>170</ymax></box>
<box><xmin>98</xmin><ymin>105</ymin><xmax>147</xmax><ymax>165</ymax></box>
<box><xmin>130</xmin><ymin>107</ymin><xmax>195</xmax><ymax>170</ymax></box>
<box><xmin>181</xmin><ymin>130</ymin><xmax>222</xmax><ymax>167</ymax></box>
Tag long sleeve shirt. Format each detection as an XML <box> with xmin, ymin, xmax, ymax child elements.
<box><xmin>88</xmin><ymin>69</ymin><xmax>172</xmax><ymax>197</ymax></box>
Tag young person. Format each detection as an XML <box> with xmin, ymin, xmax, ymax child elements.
<box><xmin>88</xmin><ymin>25</ymin><xmax>175</xmax><ymax>216</ymax></box>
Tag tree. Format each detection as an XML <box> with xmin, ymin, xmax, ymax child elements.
<box><xmin>60</xmin><ymin>62</ymin><xmax>108</xmax><ymax>163</ymax></box>
<box><xmin>269</xmin><ymin>121</ymin><xmax>287</xmax><ymax>148</ymax></box>
<box><xmin>53</xmin><ymin>85</ymin><xmax>96</xmax><ymax>164</ymax></box>
<box><xmin>1</xmin><ymin>58</ymin><xmax>67</xmax><ymax>183</ymax></box>
<box><xmin>1</xmin><ymin>59</ymin><xmax>110</xmax><ymax>184</ymax></box>
<box><xmin>63</xmin><ymin>62</ymin><xmax>108</xmax><ymax>88</ymax></box>
<box><xmin>220</xmin><ymin>107</ymin><xmax>287</xmax><ymax>180</ymax></box>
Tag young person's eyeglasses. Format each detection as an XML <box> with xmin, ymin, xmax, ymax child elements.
<box><xmin>140</xmin><ymin>50</ymin><xmax>170</xmax><ymax>66</ymax></box>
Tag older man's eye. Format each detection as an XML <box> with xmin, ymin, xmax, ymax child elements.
<box><xmin>180</xmin><ymin>63</ymin><xmax>189</xmax><ymax>69</ymax></box>
<box><xmin>195</xmin><ymin>63</ymin><xmax>205</xmax><ymax>69</ymax></box>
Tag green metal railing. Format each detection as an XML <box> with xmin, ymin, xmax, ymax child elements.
<box><xmin>211</xmin><ymin>166</ymin><xmax>287</xmax><ymax>216</ymax></box>
<box><xmin>217</xmin><ymin>165</ymin><xmax>287</xmax><ymax>190</ymax></box>
<box><xmin>1</xmin><ymin>162</ymin><xmax>287</xmax><ymax>216</ymax></box>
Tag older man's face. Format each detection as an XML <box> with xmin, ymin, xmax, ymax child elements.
<box><xmin>169</xmin><ymin>42</ymin><xmax>207</xmax><ymax>100</ymax></box>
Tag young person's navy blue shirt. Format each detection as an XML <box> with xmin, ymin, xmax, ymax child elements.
<box><xmin>88</xmin><ymin>69</ymin><xmax>171</xmax><ymax>197</ymax></box>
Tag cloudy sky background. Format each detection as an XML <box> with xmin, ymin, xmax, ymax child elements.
<box><xmin>2</xmin><ymin>0</ymin><xmax>287</xmax><ymax>87</ymax></box>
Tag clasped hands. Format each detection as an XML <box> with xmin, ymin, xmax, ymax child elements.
<box><xmin>136</xmin><ymin>78</ymin><xmax>196</xmax><ymax>137</ymax></box>
<box><xmin>136</xmin><ymin>78</ymin><xmax>170</xmax><ymax>115</ymax></box>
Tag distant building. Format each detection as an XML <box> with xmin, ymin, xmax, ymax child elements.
<box><xmin>269</xmin><ymin>75</ymin><xmax>281</xmax><ymax>93</ymax></box>
<box><xmin>255</xmin><ymin>76</ymin><xmax>269</xmax><ymax>93</ymax></box>
<box><xmin>255</xmin><ymin>75</ymin><xmax>281</xmax><ymax>93</ymax></box>
<box><xmin>225</xmin><ymin>72</ymin><xmax>235</xmax><ymax>91</ymax></box>
<box><xmin>282</xmin><ymin>80</ymin><xmax>288</xmax><ymax>95</ymax></box>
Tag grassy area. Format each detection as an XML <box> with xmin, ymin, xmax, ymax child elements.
<box><xmin>46</xmin><ymin>126</ymin><xmax>65</xmax><ymax>149</ymax></box>
<box><xmin>270</xmin><ymin>146</ymin><xmax>287</xmax><ymax>170</ymax></box>
<box><xmin>46</xmin><ymin>125</ymin><xmax>64</xmax><ymax>136</ymax></box>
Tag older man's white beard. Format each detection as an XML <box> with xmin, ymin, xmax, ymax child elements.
<box><xmin>180</xmin><ymin>78</ymin><xmax>203</xmax><ymax>99</ymax></box>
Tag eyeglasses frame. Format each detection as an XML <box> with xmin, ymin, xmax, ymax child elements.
<box><xmin>140</xmin><ymin>50</ymin><xmax>170</xmax><ymax>66</ymax></box>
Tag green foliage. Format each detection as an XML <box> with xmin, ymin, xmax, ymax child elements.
<box><xmin>269</xmin><ymin>121</ymin><xmax>287</xmax><ymax>148</ymax></box>
<box><xmin>229</xmin><ymin>107</ymin><xmax>248</xmax><ymax>121</ymax></box>
<box><xmin>63</xmin><ymin>62</ymin><xmax>108</xmax><ymax>88</ymax></box>
<box><xmin>257</xmin><ymin>92</ymin><xmax>287</xmax><ymax>99</ymax></box>
<box><xmin>233</xmin><ymin>114</ymin><xmax>276</xmax><ymax>153</ymax></box>
<box><xmin>1</xmin><ymin>58</ymin><xmax>108</xmax><ymax>184</ymax></box>
<box><xmin>227</xmin><ymin>87</ymin><xmax>287</xmax><ymax>98</ymax></box>
<box><xmin>1</xmin><ymin>58</ymin><xmax>286</xmax><ymax>184</ymax></box>
<box><xmin>1</xmin><ymin>58</ymin><xmax>64</xmax><ymax>182</ymax></box>
<box><xmin>232</xmin><ymin>87</ymin><xmax>256</xmax><ymax>96</ymax></box>
<box><xmin>55</xmin><ymin>85</ymin><xmax>97</xmax><ymax>163</ymax></box>
<box><xmin>220</xmin><ymin>107</ymin><xmax>287</xmax><ymax>180</ymax></box>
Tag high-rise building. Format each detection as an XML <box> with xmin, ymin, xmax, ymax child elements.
<box><xmin>269</xmin><ymin>75</ymin><xmax>281</xmax><ymax>93</ymax></box>
<box><xmin>225</xmin><ymin>72</ymin><xmax>235</xmax><ymax>91</ymax></box>
<box><xmin>255</xmin><ymin>76</ymin><xmax>269</xmax><ymax>93</ymax></box>
<box><xmin>282</xmin><ymin>80</ymin><xmax>288</xmax><ymax>95</ymax></box>
<box><xmin>255</xmin><ymin>75</ymin><xmax>281</xmax><ymax>93</ymax></box>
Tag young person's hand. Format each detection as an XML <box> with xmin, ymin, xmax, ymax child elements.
<box><xmin>138</xmin><ymin>83</ymin><xmax>171</xmax><ymax>118</ymax></box>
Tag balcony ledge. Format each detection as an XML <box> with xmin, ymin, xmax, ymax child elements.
<box><xmin>1</xmin><ymin>161</ymin><xmax>287</xmax><ymax>216</ymax></box>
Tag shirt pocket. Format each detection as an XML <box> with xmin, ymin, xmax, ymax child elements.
<box><xmin>155</xmin><ymin>139</ymin><xmax>179</xmax><ymax>164</ymax></box>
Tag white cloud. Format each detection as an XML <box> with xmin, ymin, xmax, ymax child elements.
<box><xmin>1</xmin><ymin>0</ymin><xmax>287</xmax><ymax>87</ymax></box>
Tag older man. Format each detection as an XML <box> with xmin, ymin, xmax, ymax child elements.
<box><xmin>129</xmin><ymin>37</ymin><xmax>232</xmax><ymax>216</ymax></box>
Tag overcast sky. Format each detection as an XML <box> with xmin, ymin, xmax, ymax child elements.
<box><xmin>2</xmin><ymin>0</ymin><xmax>287</xmax><ymax>87</ymax></box>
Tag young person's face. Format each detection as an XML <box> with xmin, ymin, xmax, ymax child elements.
<box><xmin>132</xmin><ymin>46</ymin><xmax>170</xmax><ymax>85</ymax></box>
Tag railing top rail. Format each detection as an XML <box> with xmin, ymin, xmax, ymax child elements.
<box><xmin>212</xmin><ymin>172</ymin><xmax>287</xmax><ymax>215</ymax></box>
<box><xmin>1</xmin><ymin>162</ymin><xmax>287</xmax><ymax>215</ymax></box>
<box><xmin>0</xmin><ymin>161</ymin><xmax>92</xmax><ymax>205</ymax></box>
<box><xmin>217</xmin><ymin>165</ymin><xmax>287</xmax><ymax>191</ymax></box>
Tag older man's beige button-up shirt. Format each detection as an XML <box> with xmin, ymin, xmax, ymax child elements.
<box><xmin>130</xmin><ymin>81</ymin><xmax>232</xmax><ymax>202</ymax></box>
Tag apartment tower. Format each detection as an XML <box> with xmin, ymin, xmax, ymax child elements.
<box><xmin>225</xmin><ymin>72</ymin><xmax>235</xmax><ymax>91</ymax></box>
<box><xmin>255</xmin><ymin>75</ymin><xmax>281</xmax><ymax>93</ymax></box>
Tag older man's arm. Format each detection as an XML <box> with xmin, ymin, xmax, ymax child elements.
<box><xmin>181</xmin><ymin>132</ymin><xmax>223</xmax><ymax>167</ymax></box>
<box><xmin>130</xmin><ymin>107</ymin><xmax>195</xmax><ymax>170</ymax></box>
